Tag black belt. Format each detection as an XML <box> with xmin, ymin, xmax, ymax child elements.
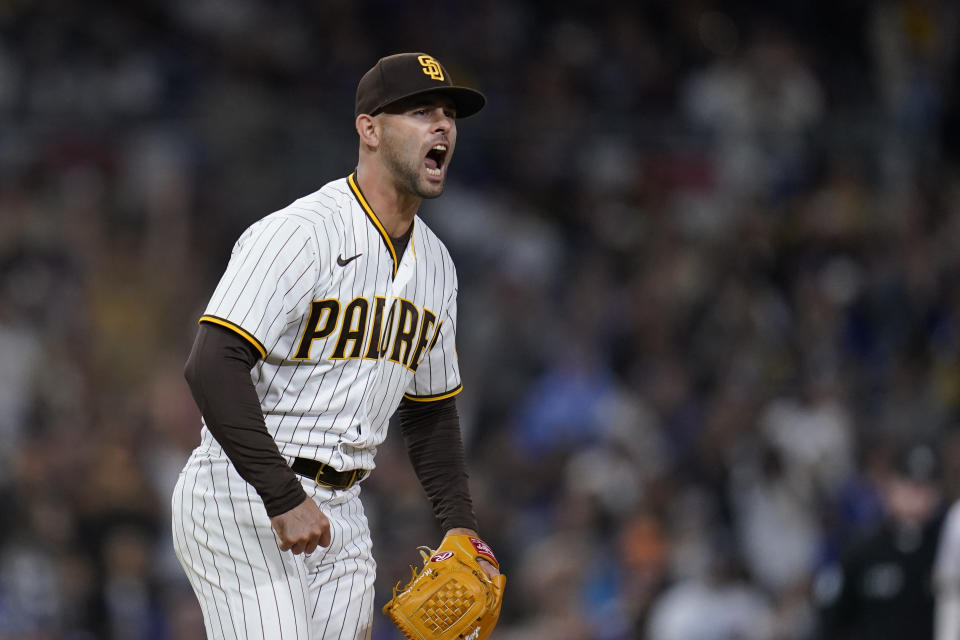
<box><xmin>291</xmin><ymin>457</ymin><xmax>367</xmax><ymax>490</ymax></box>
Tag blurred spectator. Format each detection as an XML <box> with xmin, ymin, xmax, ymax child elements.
<box><xmin>729</xmin><ymin>440</ymin><xmax>821</xmax><ymax>597</ymax></box>
<box><xmin>813</xmin><ymin>442</ymin><xmax>946</xmax><ymax>639</ymax></box>
<box><xmin>646</xmin><ymin>531</ymin><xmax>775</xmax><ymax>640</ymax></box>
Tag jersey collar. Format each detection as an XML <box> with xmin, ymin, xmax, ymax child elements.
<box><xmin>348</xmin><ymin>172</ymin><xmax>415</xmax><ymax>278</ymax></box>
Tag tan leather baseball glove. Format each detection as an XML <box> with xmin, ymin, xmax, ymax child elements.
<box><xmin>382</xmin><ymin>533</ymin><xmax>506</xmax><ymax>640</ymax></box>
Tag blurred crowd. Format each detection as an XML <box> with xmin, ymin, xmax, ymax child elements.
<box><xmin>2</xmin><ymin>0</ymin><xmax>960</xmax><ymax>638</ymax></box>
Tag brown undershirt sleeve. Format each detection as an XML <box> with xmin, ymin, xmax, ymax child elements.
<box><xmin>183</xmin><ymin>322</ymin><xmax>307</xmax><ymax>518</ymax></box>
<box><xmin>396</xmin><ymin>396</ymin><xmax>478</xmax><ymax>533</ymax></box>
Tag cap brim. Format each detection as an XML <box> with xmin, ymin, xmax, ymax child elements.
<box><xmin>373</xmin><ymin>86</ymin><xmax>486</xmax><ymax>118</ymax></box>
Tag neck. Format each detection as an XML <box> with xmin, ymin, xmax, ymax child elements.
<box><xmin>354</xmin><ymin>162</ymin><xmax>419</xmax><ymax>237</ymax></box>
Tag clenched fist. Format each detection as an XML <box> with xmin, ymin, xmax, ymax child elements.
<box><xmin>270</xmin><ymin>497</ymin><xmax>331</xmax><ymax>555</ymax></box>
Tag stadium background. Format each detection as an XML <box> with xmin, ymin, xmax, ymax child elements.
<box><xmin>1</xmin><ymin>0</ymin><xmax>959</xmax><ymax>638</ymax></box>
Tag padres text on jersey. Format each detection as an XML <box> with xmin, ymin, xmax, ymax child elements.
<box><xmin>197</xmin><ymin>173</ymin><xmax>461</xmax><ymax>472</ymax></box>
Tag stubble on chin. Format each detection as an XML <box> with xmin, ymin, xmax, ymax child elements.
<box><xmin>418</xmin><ymin>180</ymin><xmax>444</xmax><ymax>199</ymax></box>
<box><xmin>381</xmin><ymin>132</ymin><xmax>445</xmax><ymax>199</ymax></box>
<box><xmin>394</xmin><ymin>154</ymin><xmax>443</xmax><ymax>199</ymax></box>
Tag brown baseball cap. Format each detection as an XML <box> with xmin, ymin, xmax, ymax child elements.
<box><xmin>355</xmin><ymin>52</ymin><xmax>486</xmax><ymax>118</ymax></box>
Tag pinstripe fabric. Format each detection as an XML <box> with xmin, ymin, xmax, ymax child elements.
<box><xmin>199</xmin><ymin>176</ymin><xmax>461</xmax><ymax>472</ymax></box>
<box><xmin>173</xmin><ymin>175</ymin><xmax>460</xmax><ymax>638</ymax></box>
<box><xmin>172</xmin><ymin>434</ymin><xmax>376</xmax><ymax>640</ymax></box>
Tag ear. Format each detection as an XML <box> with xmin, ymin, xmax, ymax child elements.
<box><xmin>356</xmin><ymin>114</ymin><xmax>379</xmax><ymax>148</ymax></box>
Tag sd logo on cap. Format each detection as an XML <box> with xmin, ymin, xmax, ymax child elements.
<box><xmin>355</xmin><ymin>52</ymin><xmax>486</xmax><ymax>118</ymax></box>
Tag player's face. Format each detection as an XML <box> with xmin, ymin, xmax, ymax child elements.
<box><xmin>378</xmin><ymin>95</ymin><xmax>458</xmax><ymax>199</ymax></box>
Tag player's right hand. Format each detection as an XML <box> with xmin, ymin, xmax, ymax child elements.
<box><xmin>270</xmin><ymin>497</ymin><xmax>331</xmax><ymax>555</ymax></box>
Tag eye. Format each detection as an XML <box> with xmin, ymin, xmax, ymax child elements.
<box><xmin>413</xmin><ymin>108</ymin><xmax>428</xmax><ymax>116</ymax></box>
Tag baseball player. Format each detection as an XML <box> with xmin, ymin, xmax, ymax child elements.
<box><xmin>171</xmin><ymin>52</ymin><xmax>499</xmax><ymax>640</ymax></box>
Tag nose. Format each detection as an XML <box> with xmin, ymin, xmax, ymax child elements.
<box><xmin>432</xmin><ymin>109</ymin><xmax>454</xmax><ymax>132</ymax></box>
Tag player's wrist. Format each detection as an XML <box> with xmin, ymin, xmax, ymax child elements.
<box><xmin>264</xmin><ymin>484</ymin><xmax>310</xmax><ymax>519</ymax></box>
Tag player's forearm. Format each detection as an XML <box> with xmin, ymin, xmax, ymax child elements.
<box><xmin>185</xmin><ymin>323</ymin><xmax>307</xmax><ymax>517</ymax></box>
<box><xmin>397</xmin><ymin>397</ymin><xmax>478</xmax><ymax>532</ymax></box>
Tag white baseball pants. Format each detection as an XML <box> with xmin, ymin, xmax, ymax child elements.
<box><xmin>171</xmin><ymin>440</ymin><xmax>376</xmax><ymax>640</ymax></box>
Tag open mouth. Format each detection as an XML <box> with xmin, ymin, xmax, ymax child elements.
<box><xmin>425</xmin><ymin>144</ymin><xmax>448</xmax><ymax>177</ymax></box>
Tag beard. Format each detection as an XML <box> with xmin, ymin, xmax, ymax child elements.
<box><xmin>380</xmin><ymin>127</ymin><xmax>445</xmax><ymax>200</ymax></box>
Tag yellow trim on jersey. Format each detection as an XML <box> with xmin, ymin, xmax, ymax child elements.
<box><xmin>199</xmin><ymin>315</ymin><xmax>267</xmax><ymax>359</ymax></box>
<box><xmin>403</xmin><ymin>384</ymin><xmax>463</xmax><ymax>402</ymax></box>
<box><xmin>348</xmin><ymin>172</ymin><xmax>405</xmax><ymax>277</ymax></box>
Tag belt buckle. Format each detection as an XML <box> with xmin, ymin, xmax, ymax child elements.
<box><xmin>344</xmin><ymin>469</ymin><xmax>358</xmax><ymax>489</ymax></box>
<box><xmin>314</xmin><ymin>464</ymin><xmax>360</xmax><ymax>490</ymax></box>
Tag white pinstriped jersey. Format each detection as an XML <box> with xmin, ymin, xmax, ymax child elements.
<box><xmin>199</xmin><ymin>173</ymin><xmax>461</xmax><ymax>472</ymax></box>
